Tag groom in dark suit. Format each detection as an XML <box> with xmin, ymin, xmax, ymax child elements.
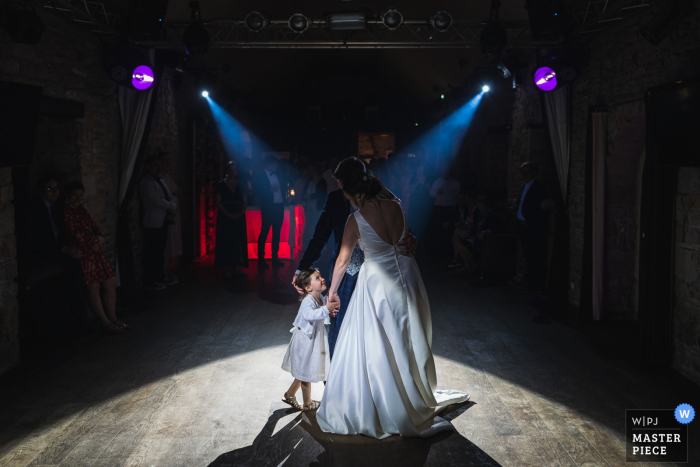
<box><xmin>292</xmin><ymin>157</ymin><xmax>416</xmax><ymax>359</ymax></box>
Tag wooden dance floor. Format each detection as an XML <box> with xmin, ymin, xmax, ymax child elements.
<box><xmin>0</xmin><ymin>259</ymin><xmax>697</xmax><ymax>467</ymax></box>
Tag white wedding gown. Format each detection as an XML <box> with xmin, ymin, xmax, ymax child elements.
<box><xmin>317</xmin><ymin>202</ymin><xmax>470</xmax><ymax>439</ymax></box>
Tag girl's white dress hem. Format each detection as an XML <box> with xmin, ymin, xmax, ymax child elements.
<box><xmin>281</xmin><ymin>294</ymin><xmax>330</xmax><ymax>383</ymax></box>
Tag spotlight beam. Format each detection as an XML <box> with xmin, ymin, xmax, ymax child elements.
<box><xmin>204</xmin><ymin>97</ymin><xmax>271</xmax><ymax>161</ymax></box>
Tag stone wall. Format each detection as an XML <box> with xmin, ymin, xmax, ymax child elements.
<box><xmin>0</xmin><ymin>9</ymin><xmax>120</xmax><ymax>373</ymax></box>
<box><xmin>674</xmin><ymin>168</ymin><xmax>700</xmax><ymax>386</ymax></box>
<box><xmin>567</xmin><ymin>1</ymin><xmax>700</xmax><ymax>316</ymax></box>
<box><xmin>0</xmin><ymin>169</ymin><xmax>19</xmax><ymax>374</ymax></box>
<box><xmin>0</xmin><ymin>10</ymin><xmax>121</xmax><ymax>258</ymax></box>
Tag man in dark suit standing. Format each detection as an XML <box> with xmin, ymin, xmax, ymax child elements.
<box><xmin>291</xmin><ymin>157</ymin><xmax>416</xmax><ymax>359</ymax></box>
<box><xmin>255</xmin><ymin>156</ymin><xmax>286</xmax><ymax>269</ymax></box>
<box><xmin>21</xmin><ymin>176</ymin><xmax>88</xmax><ymax>330</ymax></box>
<box><xmin>516</xmin><ymin>162</ymin><xmax>545</xmax><ymax>293</ymax></box>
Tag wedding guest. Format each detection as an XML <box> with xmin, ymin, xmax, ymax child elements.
<box><xmin>282</xmin><ymin>269</ymin><xmax>339</xmax><ymax>411</ymax></box>
<box><xmin>161</xmin><ymin>154</ymin><xmax>182</xmax><ymax>284</ymax></box>
<box><xmin>515</xmin><ymin>161</ymin><xmax>545</xmax><ymax>293</ymax></box>
<box><xmin>21</xmin><ymin>176</ymin><xmax>91</xmax><ymax>335</ymax></box>
<box><xmin>214</xmin><ymin>161</ymin><xmax>249</xmax><ymax>278</ymax></box>
<box><xmin>407</xmin><ymin>164</ymin><xmax>432</xmax><ymax>246</ymax></box>
<box><xmin>302</xmin><ymin>163</ymin><xmax>327</xmax><ymax>251</ymax></box>
<box><xmin>447</xmin><ymin>192</ymin><xmax>478</xmax><ymax>269</ymax></box>
<box><xmin>255</xmin><ymin>156</ymin><xmax>286</xmax><ymax>269</ymax></box>
<box><xmin>139</xmin><ymin>155</ymin><xmax>177</xmax><ymax>290</ymax></box>
<box><xmin>450</xmin><ymin>196</ymin><xmax>498</xmax><ymax>273</ymax></box>
<box><xmin>321</xmin><ymin>157</ymin><xmax>340</xmax><ymax>194</ymax></box>
<box><xmin>429</xmin><ymin>164</ymin><xmax>461</xmax><ymax>236</ymax></box>
<box><xmin>59</xmin><ymin>182</ymin><xmax>128</xmax><ymax>334</ymax></box>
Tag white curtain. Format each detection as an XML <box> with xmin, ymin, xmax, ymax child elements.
<box><xmin>118</xmin><ymin>50</ymin><xmax>155</xmax><ymax>207</ymax></box>
<box><xmin>116</xmin><ymin>50</ymin><xmax>155</xmax><ymax>285</ymax></box>
<box><xmin>543</xmin><ymin>86</ymin><xmax>571</xmax><ymax>200</ymax></box>
<box><xmin>591</xmin><ymin>112</ymin><xmax>607</xmax><ymax>321</ymax></box>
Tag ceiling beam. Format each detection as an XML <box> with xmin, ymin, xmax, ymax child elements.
<box><xmin>132</xmin><ymin>40</ymin><xmax>555</xmax><ymax>49</ymax></box>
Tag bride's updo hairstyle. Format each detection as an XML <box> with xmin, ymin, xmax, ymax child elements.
<box><xmin>341</xmin><ymin>170</ymin><xmax>384</xmax><ymax>201</ymax></box>
<box><xmin>332</xmin><ymin>157</ymin><xmax>366</xmax><ymax>183</ymax></box>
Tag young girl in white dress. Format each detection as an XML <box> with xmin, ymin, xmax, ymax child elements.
<box><xmin>281</xmin><ymin>269</ymin><xmax>339</xmax><ymax>411</ymax></box>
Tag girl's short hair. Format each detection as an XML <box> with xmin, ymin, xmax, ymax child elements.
<box><xmin>295</xmin><ymin>269</ymin><xmax>319</xmax><ymax>300</ymax></box>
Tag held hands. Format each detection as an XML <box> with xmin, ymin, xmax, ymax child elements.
<box><xmin>395</xmin><ymin>232</ymin><xmax>417</xmax><ymax>256</ymax></box>
<box><xmin>326</xmin><ymin>298</ymin><xmax>340</xmax><ymax>317</ymax></box>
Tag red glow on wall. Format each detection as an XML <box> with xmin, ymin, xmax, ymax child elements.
<box><xmin>244</xmin><ymin>206</ymin><xmax>305</xmax><ymax>260</ymax></box>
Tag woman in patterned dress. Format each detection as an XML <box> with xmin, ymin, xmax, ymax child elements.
<box><xmin>60</xmin><ymin>182</ymin><xmax>129</xmax><ymax>334</ymax></box>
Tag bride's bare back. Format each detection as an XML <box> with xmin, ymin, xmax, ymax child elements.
<box><xmin>357</xmin><ymin>199</ymin><xmax>405</xmax><ymax>246</ymax></box>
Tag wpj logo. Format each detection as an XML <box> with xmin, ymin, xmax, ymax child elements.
<box><xmin>625</xmin><ymin>405</ymin><xmax>693</xmax><ymax>463</ymax></box>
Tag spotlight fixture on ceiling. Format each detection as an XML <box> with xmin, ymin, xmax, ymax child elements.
<box><xmin>483</xmin><ymin>85</ymin><xmax>491</xmax><ymax>92</ymax></box>
<box><xmin>534</xmin><ymin>67</ymin><xmax>557</xmax><ymax>91</ymax></box>
<box><xmin>245</xmin><ymin>11</ymin><xmax>269</xmax><ymax>32</ymax></box>
<box><xmin>495</xmin><ymin>54</ymin><xmax>523</xmax><ymax>79</ymax></box>
<box><xmin>183</xmin><ymin>2</ymin><xmax>209</xmax><ymax>55</ymax></box>
<box><xmin>288</xmin><ymin>13</ymin><xmax>311</xmax><ymax>33</ymax></box>
<box><xmin>105</xmin><ymin>48</ymin><xmax>154</xmax><ymax>91</ymax></box>
<box><xmin>202</xmin><ymin>91</ymin><xmax>209</xmax><ymax>97</ymax></box>
<box><xmin>132</xmin><ymin>65</ymin><xmax>155</xmax><ymax>90</ymax></box>
<box><xmin>5</xmin><ymin>3</ymin><xmax>45</xmax><ymax>45</ymax></box>
<box><xmin>381</xmin><ymin>8</ymin><xmax>403</xmax><ymax>30</ymax></box>
<box><xmin>326</xmin><ymin>12</ymin><xmax>366</xmax><ymax>30</ymax></box>
<box><xmin>430</xmin><ymin>11</ymin><xmax>453</xmax><ymax>32</ymax></box>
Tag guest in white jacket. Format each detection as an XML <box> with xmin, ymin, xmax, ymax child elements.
<box><xmin>282</xmin><ymin>269</ymin><xmax>339</xmax><ymax>411</ymax></box>
<box><xmin>139</xmin><ymin>155</ymin><xmax>177</xmax><ymax>290</ymax></box>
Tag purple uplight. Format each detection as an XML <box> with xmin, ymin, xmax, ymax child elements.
<box><xmin>534</xmin><ymin>67</ymin><xmax>557</xmax><ymax>92</ymax></box>
<box><xmin>132</xmin><ymin>65</ymin><xmax>154</xmax><ymax>90</ymax></box>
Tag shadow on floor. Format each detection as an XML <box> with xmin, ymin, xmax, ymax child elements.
<box><xmin>207</xmin><ymin>402</ymin><xmax>500</xmax><ymax>467</ymax></box>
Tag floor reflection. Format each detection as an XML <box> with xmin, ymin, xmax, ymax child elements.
<box><xmin>208</xmin><ymin>401</ymin><xmax>502</xmax><ymax>467</ymax></box>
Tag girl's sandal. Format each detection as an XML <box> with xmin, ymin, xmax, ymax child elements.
<box><xmin>303</xmin><ymin>400</ymin><xmax>321</xmax><ymax>411</ymax></box>
<box><xmin>282</xmin><ymin>393</ymin><xmax>301</xmax><ymax>410</ymax></box>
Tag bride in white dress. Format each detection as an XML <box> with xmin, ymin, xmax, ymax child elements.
<box><xmin>316</xmin><ymin>171</ymin><xmax>470</xmax><ymax>439</ymax></box>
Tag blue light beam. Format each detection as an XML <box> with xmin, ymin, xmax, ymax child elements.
<box><xmin>205</xmin><ymin>97</ymin><xmax>270</xmax><ymax>160</ymax></box>
<box><xmin>409</xmin><ymin>90</ymin><xmax>485</xmax><ymax>164</ymax></box>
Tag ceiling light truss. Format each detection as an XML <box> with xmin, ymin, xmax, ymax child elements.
<box><xmin>140</xmin><ymin>19</ymin><xmax>552</xmax><ymax>49</ymax></box>
<box><xmin>42</xmin><ymin>0</ymin><xmax>120</xmax><ymax>34</ymax></box>
<box><xmin>568</xmin><ymin>0</ymin><xmax>649</xmax><ymax>34</ymax></box>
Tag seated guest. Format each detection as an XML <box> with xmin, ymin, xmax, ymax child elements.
<box><xmin>447</xmin><ymin>192</ymin><xmax>478</xmax><ymax>268</ymax></box>
<box><xmin>214</xmin><ymin>161</ymin><xmax>249</xmax><ymax>278</ymax></box>
<box><xmin>21</xmin><ymin>176</ymin><xmax>92</xmax><ymax>335</ymax></box>
<box><xmin>451</xmin><ymin>196</ymin><xmax>499</xmax><ymax>273</ymax></box>
<box><xmin>139</xmin><ymin>155</ymin><xmax>178</xmax><ymax>289</ymax></box>
<box><xmin>59</xmin><ymin>182</ymin><xmax>129</xmax><ymax>334</ymax></box>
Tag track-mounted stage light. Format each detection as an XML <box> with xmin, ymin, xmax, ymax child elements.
<box><xmin>245</xmin><ymin>11</ymin><xmax>269</xmax><ymax>32</ymax></box>
<box><xmin>534</xmin><ymin>67</ymin><xmax>557</xmax><ymax>91</ymax></box>
<box><xmin>288</xmin><ymin>13</ymin><xmax>311</xmax><ymax>33</ymax></box>
<box><xmin>482</xmin><ymin>85</ymin><xmax>490</xmax><ymax>92</ymax></box>
<box><xmin>202</xmin><ymin>91</ymin><xmax>209</xmax><ymax>97</ymax></box>
<box><xmin>381</xmin><ymin>8</ymin><xmax>403</xmax><ymax>30</ymax></box>
<box><xmin>430</xmin><ymin>11</ymin><xmax>453</xmax><ymax>32</ymax></box>
<box><xmin>326</xmin><ymin>12</ymin><xmax>366</xmax><ymax>30</ymax></box>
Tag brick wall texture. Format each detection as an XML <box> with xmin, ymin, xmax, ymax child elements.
<box><xmin>0</xmin><ymin>10</ymin><xmax>120</xmax><ymax>373</ymax></box>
